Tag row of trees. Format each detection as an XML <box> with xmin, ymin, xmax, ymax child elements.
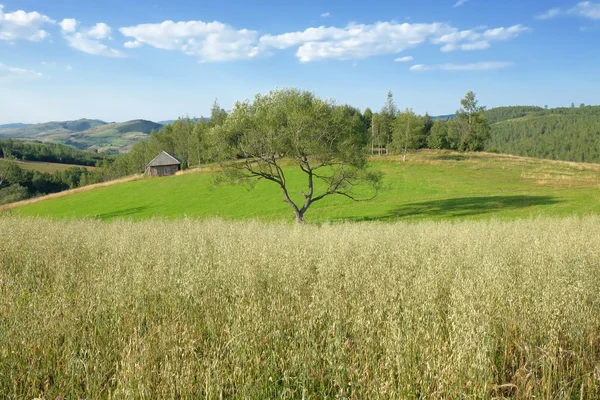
<box><xmin>0</xmin><ymin>159</ymin><xmax>100</xmax><ymax>205</ymax></box>
<box><xmin>0</xmin><ymin>139</ymin><xmax>109</xmax><ymax>166</ymax></box>
<box><xmin>364</xmin><ymin>91</ymin><xmax>491</xmax><ymax>158</ymax></box>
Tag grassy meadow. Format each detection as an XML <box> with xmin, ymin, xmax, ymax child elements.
<box><xmin>16</xmin><ymin>160</ymin><xmax>96</xmax><ymax>173</ymax></box>
<box><xmin>4</xmin><ymin>151</ymin><xmax>600</xmax><ymax>222</ymax></box>
<box><xmin>2</xmin><ymin>216</ymin><xmax>600</xmax><ymax>398</ymax></box>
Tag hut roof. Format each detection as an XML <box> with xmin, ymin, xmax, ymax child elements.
<box><xmin>147</xmin><ymin>151</ymin><xmax>182</xmax><ymax>167</ymax></box>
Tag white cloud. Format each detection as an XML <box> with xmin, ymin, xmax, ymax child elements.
<box><xmin>124</xmin><ymin>40</ymin><xmax>142</xmax><ymax>48</ymax></box>
<box><xmin>119</xmin><ymin>20</ymin><xmax>261</xmax><ymax>62</ymax></box>
<box><xmin>64</xmin><ymin>32</ymin><xmax>124</xmax><ymax>57</ymax></box>
<box><xmin>569</xmin><ymin>1</ymin><xmax>600</xmax><ymax>19</ymax></box>
<box><xmin>0</xmin><ymin>4</ymin><xmax>54</xmax><ymax>41</ymax></box>
<box><xmin>65</xmin><ymin>64</ymin><xmax>72</xmax><ymax>71</ymax></box>
<box><xmin>434</xmin><ymin>24</ymin><xmax>528</xmax><ymax>52</ymax></box>
<box><xmin>409</xmin><ymin>61</ymin><xmax>514</xmax><ymax>72</ymax></box>
<box><xmin>321</xmin><ymin>12</ymin><xmax>331</xmax><ymax>18</ymax></box>
<box><xmin>260</xmin><ymin>22</ymin><xmax>455</xmax><ymax>62</ymax></box>
<box><xmin>61</xmin><ymin>21</ymin><xmax>124</xmax><ymax>57</ymax></box>
<box><xmin>535</xmin><ymin>8</ymin><xmax>562</xmax><ymax>20</ymax></box>
<box><xmin>116</xmin><ymin>19</ymin><xmax>528</xmax><ymax>63</ymax></box>
<box><xmin>59</xmin><ymin>18</ymin><xmax>78</xmax><ymax>33</ymax></box>
<box><xmin>453</xmin><ymin>0</ymin><xmax>469</xmax><ymax>7</ymax></box>
<box><xmin>0</xmin><ymin>63</ymin><xmax>43</xmax><ymax>79</ymax></box>
<box><xmin>87</xmin><ymin>22</ymin><xmax>111</xmax><ymax>39</ymax></box>
<box><xmin>394</xmin><ymin>56</ymin><xmax>414</xmax><ymax>62</ymax></box>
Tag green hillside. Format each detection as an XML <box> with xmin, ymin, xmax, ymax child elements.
<box><xmin>7</xmin><ymin>151</ymin><xmax>600</xmax><ymax>223</ymax></box>
<box><xmin>0</xmin><ymin>119</ymin><xmax>107</xmax><ymax>138</ymax></box>
<box><xmin>486</xmin><ymin>105</ymin><xmax>600</xmax><ymax>162</ymax></box>
<box><xmin>0</xmin><ymin>119</ymin><xmax>162</xmax><ymax>153</ymax></box>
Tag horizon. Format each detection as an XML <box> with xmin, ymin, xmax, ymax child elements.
<box><xmin>1</xmin><ymin>0</ymin><xmax>599</xmax><ymax>124</ymax></box>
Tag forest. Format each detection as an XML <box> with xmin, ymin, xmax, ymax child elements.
<box><xmin>485</xmin><ymin>105</ymin><xmax>600</xmax><ymax>163</ymax></box>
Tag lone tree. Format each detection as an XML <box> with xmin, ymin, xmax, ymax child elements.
<box><xmin>214</xmin><ymin>88</ymin><xmax>382</xmax><ymax>224</ymax></box>
<box><xmin>455</xmin><ymin>91</ymin><xmax>490</xmax><ymax>151</ymax></box>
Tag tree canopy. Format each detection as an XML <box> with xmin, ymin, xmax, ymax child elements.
<box><xmin>214</xmin><ymin>88</ymin><xmax>382</xmax><ymax>223</ymax></box>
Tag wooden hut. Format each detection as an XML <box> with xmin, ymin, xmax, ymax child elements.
<box><xmin>145</xmin><ymin>151</ymin><xmax>182</xmax><ymax>177</ymax></box>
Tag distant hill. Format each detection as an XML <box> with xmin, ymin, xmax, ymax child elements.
<box><xmin>0</xmin><ymin>119</ymin><xmax>162</xmax><ymax>153</ymax></box>
<box><xmin>0</xmin><ymin>119</ymin><xmax>107</xmax><ymax>138</ymax></box>
<box><xmin>0</xmin><ymin>123</ymin><xmax>33</xmax><ymax>130</ymax></box>
<box><xmin>433</xmin><ymin>114</ymin><xmax>456</xmax><ymax>121</ymax></box>
<box><xmin>158</xmin><ymin>117</ymin><xmax>209</xmax><ymax>125</ymax></box>
<box><xmin>485</xmin><ymin>105</ymin><xmax>600</xmax><ymax>163</ymax></box>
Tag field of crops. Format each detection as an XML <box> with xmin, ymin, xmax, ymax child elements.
<box><xmin>2</xmin><ymin>216</ymin><xmax>600</xmax><ymax>398</ymax></box>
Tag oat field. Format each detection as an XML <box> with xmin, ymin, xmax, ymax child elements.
<box><xmin>2</xmin><ymin>216</ymin><xmax>600</xmax><ymax>398</ymax></box>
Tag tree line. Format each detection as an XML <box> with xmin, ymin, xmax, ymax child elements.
<box><xmin>100</xmin><ymin>90</ymin><xmax>490</xmax><ymax>180</ymax></box>
<box><xmin>0</xmin><ymin>139</ymin><xmax>110</xmax><ymax>166</ymax></box>
<box><xmin>0</xmin><ymin>160</ymin><xmax>101</xmax><ymax>205</ymax></box>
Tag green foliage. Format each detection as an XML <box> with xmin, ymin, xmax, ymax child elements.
<box><xmin>0</xmin><ymin>138</ymin><xmax>109</xmax><ymax>166</ymax></box>
<box><xmin>391</xmin><ymin>108</ymin><xmax>425</xmax><ymax>155</ymax></box>
<box><xmin>454</xmin><ymin>91</ymin><xmax>491</xmax><ymax>151</ymax></box>
<box><xmin>427</xmin><ymin>119</ymin><xmax>449</xmax><ymax>149</ymax></box>
<box><xmin>0</xmin><ymin>184</ymin><xmax>28</xmax><ymax>205</ymax></box>
<box><xmin>0</xmin><ymin>158</ymin><xmax>101</xmax><ymax>205</ymax></box>
<box><xmin>215</xmin><ymin>88</ymin><xmax>380</xmax><ymax>223</ymax></box>
<box><xmin>485</xmin><ymin>105</ymin><xmax>600</xmax><ymax>163</ymax></box>
<box><xmin>484</xmin><ymin>106</ymin><xmax>545</xmax><ymax>124</ymax></box>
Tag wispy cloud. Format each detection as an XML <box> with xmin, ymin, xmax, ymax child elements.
<box><xmin>535</xmin><ymin>8</ymin><xmax>562</xmax><ymax>20</ymax></box>
<box><xmin>124</xmin><ymin>40</ymin><xmax>142</xmax><ymax>49</ymax></box>
<box><xmin>409</xmin><ymin>61</ymin><xmax>514</xmax><ymax>72</ymax></box>
<box><xmin>0</xmin><ymin>63</ymin><xmax>43</xmax><ymax>79</ymax></box>
<box><xmin>394</xmin><ymin>56</ymin><xmax>414</xmax><ymax>62</ymax></box>
<box><xmin>60</xmin><ymin>19</ymin><xmax>124</xmax><ymax>57</ymax></box>
<box><xmin>0</xmin><ymin>4</ymin><xmax>54</xmax><ymax>41</ymax></box>
<box><xmin>320</xmin><ymin>12</ymin><xmax>331</xmax><ymax>18</ymax></box>
<box><xmin>453</xmin><ymin>0</ymin><xmax>469</xmax><ymax>8</ymax></box>
<box><xmin>569</xmin><ymin>1</ymin><xmax>600</xmax><ymax>19</ymax></box>
<box><xmin>536</xmin><ymin>2</ymin><xmax>600</xmax><ymax>21</ymax></box>
<box><xmin>434</xmin><ymin>24</ymin><xmax>529</xmax><ymax>52</ymax></box>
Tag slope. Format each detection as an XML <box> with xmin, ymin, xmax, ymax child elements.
<box><xmin>0</xmin><ymin>119</ymin><xmax>162</xmax><ymax>153</ymax></box>
<box><xmin>5</xmin><ymin>151</ymin><xmax>600</xmax><ymax>223</ymax></box>
<box><xmin>485</xmin><ymin>105</ymin><xmax>600</xmax><ymax>163</ymax></box>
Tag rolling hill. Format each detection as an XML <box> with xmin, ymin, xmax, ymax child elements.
<box><xmin>485</xmin><ymin>105</ymin><xmax>600</xmax><ymax>163</ymax></box>
<box><xmin>0</xmin><ymin>123</ymin><xmax>33</xmax><ymax>129</ymax></box>
<box><xmin>0</xmin><ymin>119</ymin><xmax>162</xmax><ymax>153</ymax></box>
<box><xmin>4</xmin><ymin>150</ymin><xmax>599</xmax><ymax>223</ymax></box>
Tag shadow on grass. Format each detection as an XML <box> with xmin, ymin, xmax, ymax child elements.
<box><xmin>434</xmin><ymin>154</ymin><xmax>469</xmax><ymax>161</ymax></box>
<box><xmin>345</xmin><ymin>195</ymin><xmax>561</xmax><ymax>222</ymax></box>
<box><xmin>95</xmin><ymin>206</ymin><xmax>150</xmax><ymax>220</ymax></box>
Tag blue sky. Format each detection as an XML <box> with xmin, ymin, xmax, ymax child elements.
<box><xmin>0</xmin><ymin>0</ymin><xmax>598</xmax><ymax>124</ymax></box>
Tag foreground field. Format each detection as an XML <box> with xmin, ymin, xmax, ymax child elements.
<box><xmin>5</xmin><ymin>151</ymin><xmax>600</xmax><ymax>222</ymax></box>
<box><xmin>2</xmin><ymin>216</ymin><xmax>600</xmax><ymax>398</ymax></box>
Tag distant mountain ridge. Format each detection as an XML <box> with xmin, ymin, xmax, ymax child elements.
<box><xmin>0</xmin><ymin>118</ymin><xmax>163</xmax><ymax>154</ymax></box>
<box><xmin>0</xmin><ymin>123</ymin><xmax>33</xmax><ymax>130</ymax></box>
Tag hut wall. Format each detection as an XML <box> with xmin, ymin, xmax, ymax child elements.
<box><xmin>149</xmin><ymin>165</ymin><xmax>179</xmax><ymax>177</ymax></box>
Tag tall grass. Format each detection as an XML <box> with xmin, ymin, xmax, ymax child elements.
<box><xmin>1</xmin><ymin>216</ymin><xmax>600</xmax><ymax>399</ymax></box>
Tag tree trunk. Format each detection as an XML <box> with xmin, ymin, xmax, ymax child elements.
<box><xmin>294</xmin><ymin>210</ymin><xmax>306</xmax><ymax>224</ymax></box>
